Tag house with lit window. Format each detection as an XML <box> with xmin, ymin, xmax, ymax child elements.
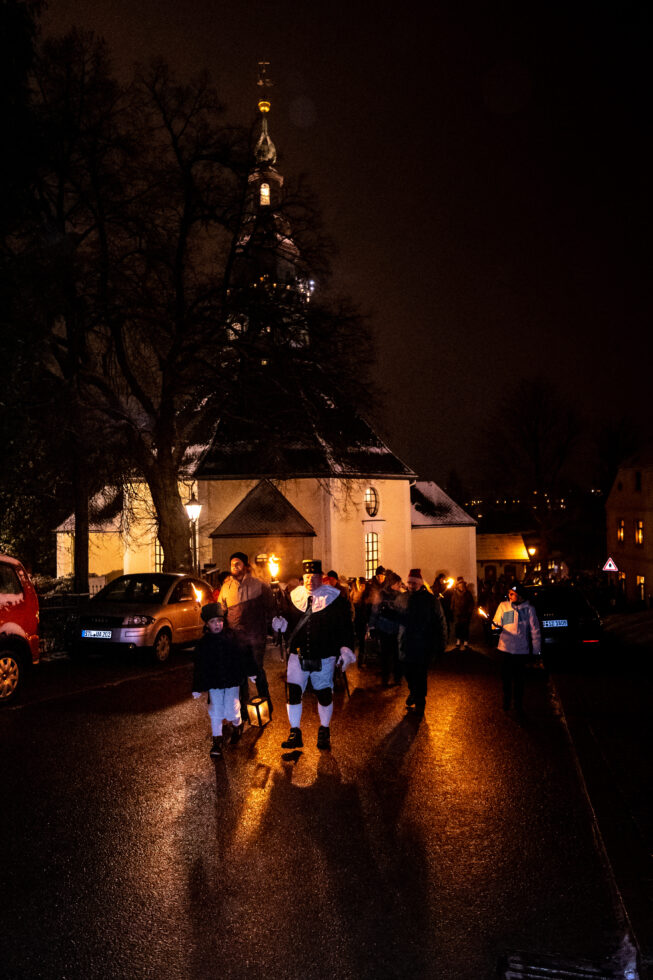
<box><xmin>55</xmin><ymin>67</ymin><xmax>477</xmax><ymax>590</ymax></box>
<box><xmin>475</xmin><ymin>533</ymin><xmax>531</xmax><ymax>588</ymax></box>
<box><xmin>606</xmin><ymin>448</ymin><xmax>653</xmax><ymax>604</ymax></box>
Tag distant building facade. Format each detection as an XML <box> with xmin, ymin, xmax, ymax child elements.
<box><xmin>606</xmin><ymin>450</ymin><xmax>653</xmax><ymax>604</ymax></box>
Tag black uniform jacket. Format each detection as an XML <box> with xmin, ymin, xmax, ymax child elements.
<box><xmin>191</xmin><ymin>627</ymin><xmax>258</xmax><ymax>692</ymax></box>
<box><xmin>284</xmin><ymin>587</ymin><xmax>355</xmax><ymax>660</ymax></box>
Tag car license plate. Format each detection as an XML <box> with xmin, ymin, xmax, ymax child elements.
<box><xmin>543</xmin><ymin>619</ymin><xmax>568</xmax><ymax>628</ymax></box>
<box><xmin>82</xmin><ymin>629</ymin><xmax>112</xmax><ymax>639</ymax></box>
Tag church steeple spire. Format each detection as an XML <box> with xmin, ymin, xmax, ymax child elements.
<box><xmin>228</xmin><ymin>61</ymin><xmax>310</xmax><ymax>313</ymax></box>
<box><xmin>255</xmin><ymin>61</ymin><xmax>277</xmax><ymax>166</ymax></box>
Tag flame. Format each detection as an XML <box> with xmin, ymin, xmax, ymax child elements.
<box><xmin>268</xmin><ymin>555</ymin><xmax>280</xmax><ymax>580</ymax></box>
<box><xmin>192</xmin><ymin>584</ymin><xmax>203</xmax><ymax>604</ymax></box>
<box><xmin>478</xmin><ymin>606</ymin><xmax>489</xmax><ymax>619</ymax></box>
<box><xmin>445</xmin><ymin>578</ymin><xmax>455</xmax><ymax>590</ymax></box>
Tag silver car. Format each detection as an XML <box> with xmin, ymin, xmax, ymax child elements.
<box><xmin>72</xmin><ymin>573</ymin><xmax>213</xmax><ymax>662</ymax></box>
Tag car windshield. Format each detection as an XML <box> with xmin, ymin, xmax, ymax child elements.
<box><xmin>93</xmin><ymin>575</ymin><xmax>176</xmax><ymax>605</ymax></box>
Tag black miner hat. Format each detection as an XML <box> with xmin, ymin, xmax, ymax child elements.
<box><xmin>303</xmin><ymin>559</ymin><xmax>322</xmax><ymax>575</ymax></box>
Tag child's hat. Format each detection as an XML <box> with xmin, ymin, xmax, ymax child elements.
<box><xmin>201</xmin><ymin>602</ymin><xmax>224</xmax><ymax>623</ymax></box>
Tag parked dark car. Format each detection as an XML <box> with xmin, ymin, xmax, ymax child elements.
<box><xmin>520</xmin><ymin>584</ymin><xmax>603</xmax><ymax>656</ymax></box>
<box><xmin>70</xmin><ymin>573</ymin><xmax>213</xmax><ymax>663</ymax></box>
<box><xmin>0</xmin><ymin>554</ymin><xmax>40</xmax><ymax>704</ymax></box>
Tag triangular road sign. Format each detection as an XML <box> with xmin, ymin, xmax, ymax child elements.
<box><xmin>603</xmin><ymin>557</ymin><xmax>618</xmax><ymax>572</ymax></box>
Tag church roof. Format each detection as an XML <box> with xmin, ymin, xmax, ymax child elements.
<box><xmin>209</xmin><ymin>480</ymin><xmax>316</xmax><ymax>538</ymax></box>
<box><xmin>411</xmin><ymin>481</ymin><xmax>476</xmax><ymax>528</ymax></box>
<box><xmin>194</xmin><ymin>408</ymin><xmax>416</xmax><ymax>481</ymax></box>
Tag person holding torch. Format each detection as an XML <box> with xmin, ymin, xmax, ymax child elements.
<box><xmin>491</xmin><ymin>582</ymin><xmax>541</xmax><ymax>719</ymax></box>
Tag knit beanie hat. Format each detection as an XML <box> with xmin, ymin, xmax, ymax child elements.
<box><xmin>229</xmin><ymin>551</ymin><xmax>249</xmax><ymax>566</ymax></box>
<box><xmin>407</xmin><ymin>568</ymin><xmax>423</xmax><ymax>585</ymax></box>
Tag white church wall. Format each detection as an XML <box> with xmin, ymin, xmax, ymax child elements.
<box><xmin>411</xmin><ymin>525</ymin><xmax>477</xmax><ymax>595</ymax></box>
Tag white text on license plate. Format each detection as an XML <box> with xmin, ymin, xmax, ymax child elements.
<box><xmin>82</xmin><ymin>629</ymin><xmax>112</xmax><ymax>639</ymax></box>
<box><xmin>543</xmin><ymin>619</ymin><xmax>568</xmax><ymax>628</ymax></box>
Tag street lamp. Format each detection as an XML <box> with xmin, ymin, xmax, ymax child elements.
<box><xmin>185</xmin><ymin>494</ymin><xmax>202</xmax><ymax>575</ymax></box>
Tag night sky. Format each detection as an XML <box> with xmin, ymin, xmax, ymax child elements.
<box><xmin>42</xmin><ymin>1</ymin><xmax>651</xmax><ymax>489</ymax></box>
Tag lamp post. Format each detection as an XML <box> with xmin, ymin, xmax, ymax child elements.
<box><xmin>185</xmin><ymin>494</ymin><xmax>202</xmax><ymax>575</ymax></box>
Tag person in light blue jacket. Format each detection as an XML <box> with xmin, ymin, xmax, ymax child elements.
<box><xmin>492</xmin><ymin>582</ymin><xmax>541</xmax><ymax>717</ymax></box>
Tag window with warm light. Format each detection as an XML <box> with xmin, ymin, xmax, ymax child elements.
<box><xmin>617</xmin><ymin>519</ymin><xmax>624</xmax><ymax>543</ymax></box>
<box><xmin>154</xmin><ymin>539</ymin><xmax>164</xmax><ymax>573</ymax></box>
<box><xmin>364</xmin><ymin>487</ymin><xmax>379</xmax><ymax>516</ymax></box>
<box><xmin>260</xmin><ymin>182</ymin><xmax>270</xmax><ymax>206</ymax></box>
<box><xmin>635</xmin><ymin>520</ymin><xmax>644</xmax><ymax>546</ymax></box>
<box><xmin>365</xmin><ymin>532</ymin><xmax>379</xmax><ymax>579</ymax></box>
<box><xmin>637</xmin><ymin>575</ymin><xmax>645</xmax><ymax>601</ymax></box>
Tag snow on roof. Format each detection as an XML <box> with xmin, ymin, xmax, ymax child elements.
<box><xmin>411</xmin><ymin>482</ymin><xmax>476</xmax><ymax>527</ymax></box>
<box><xmin>55</xmin><ymin>487</ymin><xmax>123</xmax><ymax>533</ymax></box>
<box><xmin>476</xmin><ymin>533</ymin><xmax>529</xmax><ymax>561</ymax></box>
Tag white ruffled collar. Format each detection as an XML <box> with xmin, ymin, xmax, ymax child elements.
<box><xmin>290</xmin><ymin>584</ymin><xmax>340</xmax><ymax>613</ymax></box>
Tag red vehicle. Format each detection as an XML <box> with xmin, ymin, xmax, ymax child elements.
<box><xmin>0</xmin><ymin>554</ymin><xmax>40</xmax><ymax>704</ymax></box>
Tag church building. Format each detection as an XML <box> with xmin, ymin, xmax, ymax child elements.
<box><xmin>56</xmin><ymin>68</ymin><xmax>477</xmax><ymax>591</ymax></box>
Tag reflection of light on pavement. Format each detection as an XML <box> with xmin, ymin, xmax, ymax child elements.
<box><xmin>233</xmin><ymin>786</ymin><xmax>269</xmax><ymax>850</ymax></box>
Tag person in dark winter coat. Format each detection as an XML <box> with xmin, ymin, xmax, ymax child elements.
<box><xmin>368</xmin><ymin>569</ymin><xmax>403</xmax><ymax>686</ymax></box>
<box><xmin>393</xmin><ymin>568</ymin><xmax>446</xmax><ymax>716</ymax></box>
<box><xmin>192</xmin><ymin>603</ymin><xmax>258</xmax><ymax>758</ymax></box>
<box><xmin>451</xmin><ymin>577</ymin><xmax>475</xmax><ymax>648</ymax></box>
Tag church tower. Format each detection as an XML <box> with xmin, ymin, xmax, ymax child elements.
<box><xmin>229</xmin><ymin>63</ymin><xmax>313</xmax><ymax>307</ymax></box>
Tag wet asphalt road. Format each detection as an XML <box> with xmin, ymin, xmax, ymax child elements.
<box><xmin>1</xmin><ymin>639</ymin><xmax>635</xmax><ymax>980</ymax></box>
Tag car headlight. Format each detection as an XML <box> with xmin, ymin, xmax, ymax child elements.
<box><xmin>122</xmin><ymin>615</ymin><xmax>155</xmax><ymax>626</ymax></box>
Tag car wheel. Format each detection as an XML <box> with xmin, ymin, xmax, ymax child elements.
<box><xmin>0</xmin><ymin>648</ymin><xmax>24</xmax><ymax>704</ymax></box>
<box><xmin>152</xmin><ymin>628</ymin><xmax>172</xmax><ymax>663</ymax></box>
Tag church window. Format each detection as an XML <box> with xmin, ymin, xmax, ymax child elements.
<box><xmin>635</xmin><ymin>519</ymin><xmax>644</xmax><ymax>545</ymax></box>
<box><xmin>364</xmin><ymin>487</ymin><xmax>379</xmax><ymax>517</ymax></box>
<box><xmin>365</xmin><ymin>532</ymin><xmax>379</xmax><ymax>579</ymax></box>
<box><xmin>260</xmin><ymin>182</ymin><xmax>270</xmax><ymax>206</ymax></box>
<box><xmin>617</xmin><ymin>519</ymin><xmax>624</xmax><ymax>543</ymax></box>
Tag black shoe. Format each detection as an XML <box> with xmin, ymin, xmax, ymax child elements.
<box><xmin>281</xmin><ymin>727</ymin><xmax>303</xmax><ymax>749</ymax></box>
<box><xmin>229</xmin><ymin>722</ymin><xmax>244</xmax><ymax>745</ymax></box>
<box><xmin>317</xmin><ymin>726</ymin><xmax>331</xmax><ymax>750</ymax></box>
<box><xmin>210</xmin><ymin>736</ymin><xmax>223</xmax><ymax>757</ymax></box>
<box><xmin>405</xmin><ymin>695</ymin><xmax>415</xmax><ymax>707</ymax></box>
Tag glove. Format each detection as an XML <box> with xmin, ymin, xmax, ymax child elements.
<box><xmin>192</xmin><ymin>691</ymin><xmax>202</xmax><ymax>699</ymax></box>
<box><xmin>248</xmin><ymin>676</ymin><xmax>257</xmax><ymax>683</ymax></box>
<box><xmin>336</xmin><ymin>647</ymin><xmax>356</xmax><ymax>671</ymax></box>
<box><xmin>272</xmin><ymin>615</ymin><xmax>288</xmax><ymax>633</ymax></box>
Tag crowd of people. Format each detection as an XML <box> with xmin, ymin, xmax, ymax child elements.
<box><xmin>191</xmin><ymin>552</ymin><xmax>538</xmax><ymax>757</ymax></box>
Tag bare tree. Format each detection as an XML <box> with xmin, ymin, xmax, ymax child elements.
<box><xmin>4</xmin><ymin>32</ymin><xmax>375</xmax><ymax>573</ymax></box>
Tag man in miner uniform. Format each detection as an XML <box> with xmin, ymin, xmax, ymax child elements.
<box><xmin>273</xmin><ymin>558</ymin><xmax>356</xmax><ymax>751</ymax></box>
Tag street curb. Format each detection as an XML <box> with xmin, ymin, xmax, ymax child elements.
<box><xmin>549</xmin><ymin>675</ymin><xmax>650</xmax><ymax>980</ymax></box>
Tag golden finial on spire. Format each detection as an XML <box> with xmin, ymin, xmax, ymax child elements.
<box><xmin>257</xmin><ymin>60</ymin><xmax>272</xmax><ymax>114</ymax></box>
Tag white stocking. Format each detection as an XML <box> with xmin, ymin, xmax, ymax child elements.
<box><xmin>287</xmin><ymin>702</ymin><xmax>303</xmax><ymax>728</ymax></box>
<box><xmin>317</xmin><ymin>701</ymin><xmax>333</xmax><ymax>727</ymax></box>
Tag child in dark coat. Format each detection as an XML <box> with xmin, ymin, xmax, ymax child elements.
<box><xmin>192</xmin><ymin>603</ymin><xmax>258</xmax><ymax>757</ymax></box>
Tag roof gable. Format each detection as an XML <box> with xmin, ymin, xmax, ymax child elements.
<box><xmin>209</xmin><ymin>480</ymin><xmax>316</xmax><ymax>538</ymax></box>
